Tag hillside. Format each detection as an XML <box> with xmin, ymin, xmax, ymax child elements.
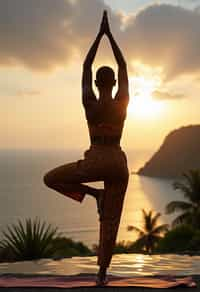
<box><xmin>138</xmin><ymin>125</ymin><xmax>200</xmax><ymax>178</ymax></box>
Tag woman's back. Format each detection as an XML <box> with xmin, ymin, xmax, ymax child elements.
<box><xmin>84</xmin><ymin>98</ymin><xmax>127</xmax><ymax>145</ymax></box>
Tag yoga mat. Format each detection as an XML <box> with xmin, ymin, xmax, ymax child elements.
<box><xmin>0</xmin><ymin>274</ymin><xmax>197</xmax><ymax>288</ymax></box>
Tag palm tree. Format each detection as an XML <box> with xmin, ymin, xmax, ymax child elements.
<box><xmin>127</xmin><ymin>209</ymin><xmax>168</xmax><ymax>253</ymax></box>
<box><xmin>0</xmin><ymin>218</ymin><xmax>60</xmax><ymax>261</ymax></box>
<box><xmin>165</xmin><ymin>169</ymin><xmax>200</xmax><ymax>228</ymax></box>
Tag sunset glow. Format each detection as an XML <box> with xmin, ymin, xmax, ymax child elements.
<box><xmin>2</xmin><ymin>0</ymin><xmax>200</xmax><ymax>275</ymax></box>
<box><xmin>128</xmin><ymin>77</ymin><xmax>164</xmax><ymax>119</ymax></box>
<box><xmin>1</xmin><ymin>0</ymin><xmax>200</xmax><ymax>150</ymax></box>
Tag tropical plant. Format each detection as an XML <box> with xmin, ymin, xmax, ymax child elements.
<box><xmin>188</xmin><ymin>230</ymin><xmax>200</xmax><ymax>252</ymax></box>
<box><xmin>127</xmin><ymin>209</ymin><xmax>168</xmax><ymax>253</ymax></box>
<box><xmin>113</xmin><ymin>241</ymin><xmax>130</xmax><ymax>254</ymax></box>
<box><xmin>51</xmin><ymin>237</ymin><xmax>92</xmax><ymax>258</ymax></box>
<box><xmin>155</xmin><ymin>224</ymin><xmax>195</xmax><ymax>253</ymax></box>
<box><xmin>92</xmin><ymin>241</ymin><xmax>131</xmax><ymax>255</ymax></box>
<box><xmin>0</xmin><ymin>218</ymin><xmax>60</xmax><ymax>261</ymax></box>
<box><xmin>165</xmin><ymin>169</ymin><xmax>200</xmax><ymax>228</ymax></box>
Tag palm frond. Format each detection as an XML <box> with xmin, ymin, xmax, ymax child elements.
<box><xmin>173</xmin><ymin>170</ymin><xmax>200</xmax><ymax>203</ymax></box>
<box><xmin>171</xmin><ymin>212</ymin><xmax>191</xmax><ymax>227</ymax></box>
<box><xmin>165</xmin><ymin>201</ymin><xmax>192</xmax><ymax>214</ymax></box>
<box><xmin>0</xmin><ymin>218</ymin><xmax>59</xmax><ymax>261</ymax></box>
<box><xmin>127</xmin><ymin>225</ymin><xmax>144</xmax><ymax>237</ymax></box>
<box><xmin>173</xmin><ymin>182</ymin><xmax>192</xmax><ymax>198</ymax></box>
<box><xmin>152</xmin><ymin>224</ymin><xmax>169</xmax><ymax>235</ymax></box>
<box><xmin>151</xmin><ymin>212</ymin><xmax>161</xmax><ymax>228</ymax></box>
<box><xmin>143</xmin><ymin>210</ymin><xmax>153</xmax><ymax>232</ymax></box>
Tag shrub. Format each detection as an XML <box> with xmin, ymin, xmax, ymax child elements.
<box><xmin>51</xmin><ymin>237</ymin><xmax>92</xmax><ymax>258</ymax></box>
<box><xmin>0</xmin><ymin>218</ymin><xmax>92</xmax><ymax>262</ymax></box>
<box><xmin>155</xmin><ymin>224</ymin><xmax>195</xmax><ymax>253</ymax></box>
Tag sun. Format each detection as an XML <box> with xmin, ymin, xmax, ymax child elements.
<box><xmin>128</xmin><ymin>76</ymin><xmax>164</xmax><ymax>119</ymax></box>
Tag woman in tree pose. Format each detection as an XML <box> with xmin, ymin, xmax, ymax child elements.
<box><xmin>44</xmin><ymin>11</ymin><xmax>129</xmax><ymax>286</ymax></box>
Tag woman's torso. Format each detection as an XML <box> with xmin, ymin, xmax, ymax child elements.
<box><xmin>85</xmin><ymin>99</ymin><xmax>127</xmax><ymax>146</ymax></box>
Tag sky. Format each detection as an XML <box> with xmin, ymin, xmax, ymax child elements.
<box><xmin>2</xmin><ymin>0</ymin><xmax>200</xmax><ymax>152</ymax></box>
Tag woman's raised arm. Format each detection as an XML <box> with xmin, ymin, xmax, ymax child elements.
<box><xmin>104</xmin><ymin>11</ymin><xmax>129</xmax><ymax>102</ymax></box>
<box><xmin>82</xmin><ymin>12</ymin><xmax>106</xmax><ymax>106</ymax></box>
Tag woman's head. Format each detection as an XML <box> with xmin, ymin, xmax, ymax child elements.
<box><xmin>95</xmin><ymin>66</ymin><xmax>116</xmax><ymax>90</ymax></box>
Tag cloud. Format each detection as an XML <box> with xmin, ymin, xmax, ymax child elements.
<box><xmin>0</xmin><ymin>0</ymin><xmax>74</xmax><ymax>70</ymax></box>
<box><xmin>153</xmin><ymin>90</ymin><xmax>185</xmax><ymax>100</ymax></box>
<box><xmin>1</xmin><ymin>1</ymin><xmax>200</xmax><ymax>80</ymax></box>
<box><xmin>123</xmin><ymin>4</ymin><xmax>200</xmax><ymax>79</ymax></box>
<box><xmin>0</xmin><ymin>0</ymin><xmax>120</xmax><ymax>70</ymax></box>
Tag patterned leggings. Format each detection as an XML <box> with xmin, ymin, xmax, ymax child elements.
<box><xmin>43</xmin><ymin>145</ymin><xmax>129</xmax><ymax>268</ymax></box>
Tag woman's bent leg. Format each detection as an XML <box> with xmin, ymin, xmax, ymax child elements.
<box><xmin>43</xmin><ymin>161</ymin><xmax>101</xmax><ymax>203</ymax></box>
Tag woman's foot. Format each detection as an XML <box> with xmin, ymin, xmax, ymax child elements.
<box><xmin>96</xmin><ymin>189</ymin><xmax>104</xmax><ymax>217</ymax></box>
<box><xmin>96</xmin><ymin>267</ymin><xmax>108</xmax><ymax>286</ymax></box>
<box><xmin>86</xmin><ymin>187</ymin><xmax>104</xmax><ymax>216</ymax></box>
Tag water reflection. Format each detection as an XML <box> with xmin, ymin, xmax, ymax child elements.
<box><xmin>0</xmin><ymin>254</ymin><xmax>199</xmax><ymax>276</ymax></box>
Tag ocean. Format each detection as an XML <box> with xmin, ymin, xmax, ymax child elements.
<box><xmin>0</xmin><ymin>148</ymin><xmax>183</xmax><ymax>248</ymax></box>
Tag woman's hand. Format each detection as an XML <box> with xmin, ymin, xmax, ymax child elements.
<box><xmin>99</xmin><ymin>10</ymin><xmax>111</xmax><ymax>36</ymax></box>
<box><xmin>104</xmin><ymin>11</ymin><xmax>111</xmax><ymax>36</ymax></box>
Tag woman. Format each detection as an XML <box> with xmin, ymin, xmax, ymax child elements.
<box><xmin>44</xmin><ymin>11</ymin><xmax>129</xmax><ymax>286</ymax></box>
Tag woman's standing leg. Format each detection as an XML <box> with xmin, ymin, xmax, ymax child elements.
<box><xmin>97</xmin><ymin>178</ymin><xmax>128</xmax><ymax>282</ymax></box>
